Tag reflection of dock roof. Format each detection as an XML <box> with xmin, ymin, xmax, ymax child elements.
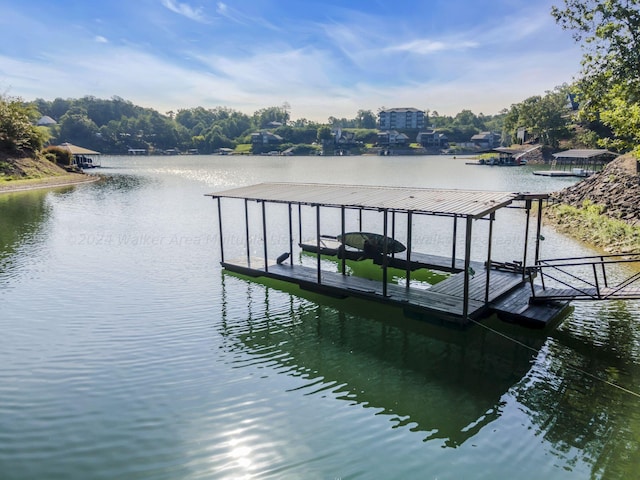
<box><xmin>207</xmin><ymin>182</ymin><xmax>546</xmax><ymax>219</ymax></box>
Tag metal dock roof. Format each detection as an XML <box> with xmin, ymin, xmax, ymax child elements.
<box><xmin>552</xmin><ymin>149</ymin><xmax>618</xmax><ymax>159</ymax></box>
<box><xmin>207</xmin><ymin>182</ymin><xmax>543</xmax><ymax>218</ymax></box>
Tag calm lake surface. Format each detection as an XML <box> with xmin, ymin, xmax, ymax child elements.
<box><xmin>1</xmin><ymin>155</ymin><xmax>639</xmax><ymax>479</ymax></box>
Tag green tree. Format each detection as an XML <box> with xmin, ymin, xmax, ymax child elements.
<box><xmin>0</xmin><ymin>95</ymin><xmax>48</xmax><ymax>154</ymax></box>
<box><xmin>316</xmin><ymin>125</ymin><xmax>332</xmax><ymax>142</ymax></box>
<box><xmin>503</xmin><ymin>85</ymin><xmax>570</xmax><ymax>147</ymax></box>
<box><xmin>355</xmin><ymin>110</ymin><xmax>377</xmax><ymax>129</ymax></box>
<box><xmin>253</xmin><ymin>106</ymin><xmax>289</xmax><ymax>128</ymax></box>
<box><xmin>57</xmin><ymin>107</ymin><xmax>100</xmax><ymax>148</ymax></box>
<box><xmin>552</xmin><ymin>0</ymin><xmax>640</xmax><ymax>153</ymax></box>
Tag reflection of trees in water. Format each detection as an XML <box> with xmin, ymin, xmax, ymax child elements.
<box><xmin>219</xmin><ymin>272</ymin><xmax>546</xmax><ymax>448</ymax></box>
<box><xmin>513</xmin><ymin>300</ymin><xmax>640</xmax><ymax>478</ymax></box>
<box><xmin>88</xmin><ymin>174</ymin><xmax>150</xmax><ymax>200</ymax></box>
<box><xmin>0</xmin><ymin>190</ymin><xmax>53</xmax><ymax>268</ymax></box>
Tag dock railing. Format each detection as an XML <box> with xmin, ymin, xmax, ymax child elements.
<box><xmin>530</xmin><ymin>253</ymin><xmax>640</xmax><ymax>302</ymax></box>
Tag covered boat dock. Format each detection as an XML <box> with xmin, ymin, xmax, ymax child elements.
<box><xmin>207</xmin><ymin>183</ymin><xmax>569</xmax><ymax>328</ymax></box>
<box><xmin>533</xmin><ymin>149</ymin><xmax>618</xmax><ymax>177</ymax></box>
<box><xmin>58</xmin><ymin>142</ymin><xmax>101</xmax><ymax>168</ymax></box>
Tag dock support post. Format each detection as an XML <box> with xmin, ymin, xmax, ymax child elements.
<box><xmin>452</xmin><ymin>215</ymin><xmax>458</xmax><ymax>270</ymax></box>
<box><xmin>522</xmin><ymin>200</ymin><xmax>532</xmax><ymax>281</ymax></box>
<box><xmin>406</xmin><ymin>211</ymin><xmax>413</xmax><ymax>289</ymax></box>
<box><xmin>217</xmin><ymin>198</ymin><xmax>225</xmax><ymax>263</ymax></box>
<box><xmin>534</xmin><ymin>198</ymin><xmax>543</xmax><ymax>265</ymax></box>
<box><xmin>462</xmin><ymin>216</ymin><xmax>473</xmax><ymax>321</ymax></box>
<box><xmin>340</xmin><ymin>206</ymin><xmax>346</xmax><ymax>275</ymax></box>
<box><xmin>298</xmin><ymin>204</ymin><xmax>302</xmax><ymax>247</ymax></box>
<box><xmin>244</xmin><ymin>199</ymin><xmax>250</xmax><ymax>266</ymax></box>
<box><xmin>288</xmin><ymin>203</ymin><xmax>293</xmax><ymax>266</ymax></box>
<box><xmin>359</xmin><ymin>209</ymin><xmax>363</xmax><ymax>232</ymax></box>
<box><xmin>383</xmin><ymin>209</ymin><xmax>389</xmax><ymax>297</ymax></box>
<box><xmin>316</xmin><ymin>204</ymin><xmax>321</xmax><ymax>284</ymax></box>
<box><xmin>391</xmin><ymin>211</ymin><xmax>396</xmax><ymax>259</ymax></box>
<box><xmin>484</xmin><ymin>212</ymin><xmax>495</xmax><ymax>304</ymax></box>
<box><xmin>262</xmin><ymin>201</ymin><xmax>268</xmax><ymax>272</ymax></box>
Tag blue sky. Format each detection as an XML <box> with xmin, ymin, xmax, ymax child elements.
<box><xmin>0</xmin><ymin>0</ymin><xmax>581</xmax><ymax>121</ymax></box>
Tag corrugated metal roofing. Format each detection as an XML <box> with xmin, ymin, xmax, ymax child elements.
<box><xmin>58</xmin><ymin>142</ymin><xmax>101</xmax><ymax>155</ymax></box>
<box><xmin>552</xmin><ymin>149</ymin><xmax>618</xmax><ymax>159</ymax></box>
<box><xmin>207</xmin><ymin>182</ymin><xmax>534</xmax><ymax>218</ymax></box>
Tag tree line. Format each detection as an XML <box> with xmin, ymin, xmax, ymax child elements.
<box><xmin>27</xmin><ymin>96</ymin><xmax>515</xmax><ymax>155</ymax></box>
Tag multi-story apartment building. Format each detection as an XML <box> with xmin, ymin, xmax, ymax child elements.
<box><xmin>378</xmin><ymin>107</ymin><xmax>425</xmax><ymax>130</ymax></box>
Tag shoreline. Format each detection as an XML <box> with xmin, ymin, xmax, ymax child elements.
<box><xmin>0</xmin><ymin>173</ymin><xmax>99</xmax><ymax>195</ymax></box>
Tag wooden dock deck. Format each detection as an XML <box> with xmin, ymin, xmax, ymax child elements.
<box><xmin>221</xmin><ymin>256</ymin><xmax>565</xmax><ymax>327</ymax></box>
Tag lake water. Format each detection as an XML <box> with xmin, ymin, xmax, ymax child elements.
<box><xmin>1</xmin><ymin>155</ymin><xmax>639</xmax><ymax>479</ymax></box>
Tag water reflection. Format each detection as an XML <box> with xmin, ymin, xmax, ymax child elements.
<box><xmin>219</xmin><ymin>271</ymin><xmax>546</xmax><ymax>448</ymax></box>
<box><xmin>515</xmin><ymin>300</ymin><xmax>640</xmax><ymax>478</ymax></box>
<box><xmin>219</xmin><ymin>271</ymin><xmax>640</xmax><ymax>476</ymax></box>
<box><xmin>0</xmin><ymin>189</ymin><xmax>55</xmax><ymax>282</ymax></box>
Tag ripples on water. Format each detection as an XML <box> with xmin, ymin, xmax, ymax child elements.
<box><xmin>0</xmin><ymin>156</ymin><xmax>639</xmax><ymax>479</ymax></box>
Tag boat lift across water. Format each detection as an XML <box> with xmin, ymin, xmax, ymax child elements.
<box><xmin>206</xmin><ymin>182</ymin><xmax>615</xmax><ymax>328</ymax></box>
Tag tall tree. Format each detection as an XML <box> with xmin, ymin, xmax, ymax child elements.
<box><xmin>355</xmin><ymin>109</ymin><xmax>376</xmax><ymax>129</ymax></box>
<box><xmin>552</xmin><ymin>0</ymin><xmax>640</xmax><ymax>152</ymax></box>
<box><xmin>503</xmin><ymin>85</ymin><xmax>570</xmax><ymax>147</ymax></box>
<box><xmin>0</xmin><ymin>95</ymin><xmax>48</xmax><ymax>154</ymax></box>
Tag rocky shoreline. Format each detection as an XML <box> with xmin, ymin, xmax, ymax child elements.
<box><xmin>549</xmin><ymin>155</ymin><xmax>640</xmax><ymax>226</ymax></box>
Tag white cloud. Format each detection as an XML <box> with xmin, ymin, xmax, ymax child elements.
<box><xmin>215</xmin><ymin>1</ymin><xmax>280</xmax><ymax>30</ymax></box>
<box><xmin>95</xmin><ymin>35</ymin><xmax>109</xmax><ymax>43</ymax></box>
<box><xmin>161</xmin><ymin>0</ymin><xmax>207</xmax><ymax>23</ymax></box>
<box><xmin>194</xmin><ymin>47</ymin><xmax>336</xmax><ymax>93</ymax></box>
<box><xmin>387</xmin><ymin>39</ymin><xmax>479</xmax><ymax>55</ymax></box>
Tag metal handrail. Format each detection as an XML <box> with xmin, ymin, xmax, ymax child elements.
<box><xmin>531</xmin><ymin>254</ymin><xmax>640</xmax><ymax>301</ymax></box>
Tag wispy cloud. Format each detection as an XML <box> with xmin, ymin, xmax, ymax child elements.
<box><xmin>215</xmin><ymin>2</ymin><xmax>241</xmax><ymax>23</ymax></box>
<box><xmin>94</xmin><ymin>35</ymin><xmax>108</xmax><ymax>44</ymax></box>
<box><xmin>215</xmin><ymin>2</ymin><xmax>280</xmax><ymax>31</ymax></box>
<box><xmin>386</xmin><ymin>38</ymin><xmax>479</xmax><ymax>55</ymax></box>
<box><xmin>161</xmin><ymin>0</ymin><xmax>207</xmax><ymax>23</ymax></box>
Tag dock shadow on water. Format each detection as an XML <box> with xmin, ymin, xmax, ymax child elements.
<box><xmin>219</xmin><ymin>271</ymin><xmax>640</xmax><ymax>477</ymax></box>
<box><xmin>219</xmin><ymin>271</ymin><xmax>546</xmax><ymax>448</ymax></box>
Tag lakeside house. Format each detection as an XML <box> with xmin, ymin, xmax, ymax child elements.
<box><xmin>470</xmin><ymin>132</ymin><xmax>501</xmax><ymax>149</ymax></box>
<box><xmin>251</xmin><ymin>130</ymin><xmax>284</xmax><ymax>154</ymax></box>
<box><xmin>251</xmin><ymin>131</ymin><xmax>283</xmax><ymax>146</ymax></box>
<box><xmin>417</xmin><ymin>129</ymin><xmax>448</xmax><ymax>149</ymax></box>
<box><xmin>377</xmin><ymin>130</ymin><xmax>410</xmax><ymax>147</ymax></box>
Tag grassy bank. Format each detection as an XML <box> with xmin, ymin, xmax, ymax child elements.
<box><xmin>0</xmin><ymin>154</ymin><xmax>94</xmax><ymax>194</ymax></box>
<box><xmin>0</xmin><ymin>154</ymin><xmax>70</xmax><ymax>181</ymax></box>
<box><xmin>545</xmin><ymin>200</ymin><xmax>640</xmax><ymax>254</ymax></box>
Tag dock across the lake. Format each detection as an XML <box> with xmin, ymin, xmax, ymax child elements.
<box><xmin>532</xmin><ymin>169</ymin><xmax>591</xmax><ymax>177</ymax></box>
